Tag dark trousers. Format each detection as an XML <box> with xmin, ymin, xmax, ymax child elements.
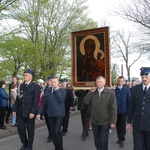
<box><xmin>62</xmin><ymin>108</ymin><xmax>70</xmax><ymax>133</ymax></box>
<box><xmin>80</xmin><ymin>109</ymin><xmax>90</xmax><ymax>135</ymax></box>
<box><xmin>6</xmin><ymin>105</ymin><xmax>12</xmax><ymax>121</ymax></box>
<box><xmin>92</xmin><ymin>124</ymin><xmax>109</xmax><ymax>150</ymax></box>
<box><xmin>133</xmin><ymin>127</ymin><xmax>150</xmax><ymax>150</ymax></box>
<box><xmin>48</xmin><ymin>117</ymin><xmax>64</xmax><ymax>150</ymax></box>
<box><xmin>0</xmin><ymin>107</ymin><xmax>6</xmax><ymax>127</ymax></box>
<box><xmin>116</xmin><ymin>113</ymin><xmax>127</xmax><ymax>141</ymax></box>
<box><xmin>17</xmin><ymin>116</ymin><xmax>35</xmax><ymax>149</ymax></box>
<box><xmin>44</xmin><ymin>113</ymin><xmax>51</xmax><ymax>138</ymax></box>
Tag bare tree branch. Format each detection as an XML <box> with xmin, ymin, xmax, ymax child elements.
<box><xmin>115</xmin><ymin>0</ymin><xmax>150</xmax><ymax>29</ymax></box>
<box><xmin>111</xmin><ymin>29</ymin><xmax>144</xmax><ymax>81</ymax></box>
<box><xmin>0</xmin><ymin>0</ymin><xmax>17</xmax><ymax>12</ymax></box>
<box><xmin>129</xmin><ymin>51</ymin><xmax>143</xmax><ymax>68</ymax></box>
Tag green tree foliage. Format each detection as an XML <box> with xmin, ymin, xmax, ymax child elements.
<box><xmin>0</xmin><ymin>0</ymin><xmax>98</xmax><ymax>80</ymax></box>
<box><xmin>111</xmin><ymin>63</ymin><xmax>119</xmax><ymax>85</ymax></box>
<box><xmin>0</xmin><ymin>35</ymin><xmax>34</xmax><ymax>78</ymax></box>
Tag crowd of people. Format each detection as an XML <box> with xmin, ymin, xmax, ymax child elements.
<box><xmin>0</xmin><ymin>67</ymin><xmax>150</xmax><ymax>150</ymax></box>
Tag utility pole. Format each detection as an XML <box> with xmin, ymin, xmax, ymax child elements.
<box><xmin>121</xmin><ymin>64</ymin><xmax>123</xmax><ymax>76</ymax></box>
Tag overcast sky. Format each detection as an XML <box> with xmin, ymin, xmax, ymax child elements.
<box><xmin>1</xmin><ymin>0</ymin><xmax>150</xmax><ymax>80</ymax></box>
<box><xmin>86</xmin><ymin>0</ymin><xmax>150</xmax><ymax>79</ymax></box>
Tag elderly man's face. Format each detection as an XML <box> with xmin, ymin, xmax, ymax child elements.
<box><xmin>96</xmin><ymin>77</ymin><xmax>106</xmax><ymax>89</ymax></box>
<box><xmin>24</xmin><ymin>73</ymin><xmax>32</xmax><ymax>82</ymax></box>
<box><xmin>141</xmin><ymin>75</ymin><xmax>150</xmax><ymax>86</ymax></box>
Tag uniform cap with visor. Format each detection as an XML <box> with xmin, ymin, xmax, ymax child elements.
<box><xmin>24</xmin><ymin>69</ymin><xmax>34</xmax><ymax>76</ymax></box>
<box><xmin>140</xmin><ymin>67</ymin><xmax>150</xmax><ymax>76</ymax></box>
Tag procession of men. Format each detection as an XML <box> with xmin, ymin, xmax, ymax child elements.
<box><xmin>0</xmin><ymin>67</ymin><xmax>149</xmax><ymax>150</ymax></box>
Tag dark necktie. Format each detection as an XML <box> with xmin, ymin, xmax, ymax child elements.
<box><xmin>143</xmin><ymin>87</ymin><xmax>147</xmax><ymax>94</ymax></box>
<box><xmin>52</xmin><ymin>88</ymin><xmax>55</xmax><ymax>94</ymax></box>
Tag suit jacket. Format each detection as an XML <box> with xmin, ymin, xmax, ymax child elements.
<box><xmin>127</xmin><ymin>84</ymin><xmax>150</xmax><ymax>131</ymax></box>
<box><xmin>38</xmin><ymin>87</ymin><xmax>66</xmax><ymax>117</ymax></box>
<box><xmin>64</xmin><ymin>88</ymin><xmax>74</xmax><ymax>109</ymax></box>
<box><xmin>13</xmin><ymin>82</ymin><xmax>41</xmax><ymax>117</ymax></box>
<box><xmin>115</xmin><ymin>86</ymin><xmax>131</xmax><ymax>114</ymax></box>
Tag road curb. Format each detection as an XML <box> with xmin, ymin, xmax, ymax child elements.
<box><xmin>0</xmin><ymin>110</ymin><xmax>80</xmax><ymax>139</ymax></box>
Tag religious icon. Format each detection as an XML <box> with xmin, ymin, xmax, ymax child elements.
<box><xmin>71</xmin><ymin>27</ymin><xmax>111</xmax><ymax>88</ymax></box>
<box><xmin>77</xmin><ymin>34</ymin><xmax>105</xmax><ymax>81</ymax></box>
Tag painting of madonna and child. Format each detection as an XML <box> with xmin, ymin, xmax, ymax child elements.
<box><xmin>71</xmin><ymin>27</ymin><xmax>111</xmax><ymax>87</ymax></box>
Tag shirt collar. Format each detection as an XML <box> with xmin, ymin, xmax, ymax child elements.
<box><xmin>98</xmin><ymin>87</ymin><xmax>104</xmax><ymax>93</ymax></box>
<box><xmin>118</xmin><ymin>86</ymin><xmax>122</xmax><ymax>89</ymax></box>
<box><xmin>143</xmin><ymin>84</ymin><xmax>150</xmax><ymax>90</ymax></box>
<box><xmin>25</xmin><ymin>81</ymin><xmax>31</xmax><ymax>85</ymax></box>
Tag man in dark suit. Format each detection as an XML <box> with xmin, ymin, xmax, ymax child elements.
<box><xmin>74</xmin><ymin>90</ymin><xmax>91</xmax><ymax>140</ymax></box>
<box><xmin>126</xmin><ymin>67</ymin><xmax>150</xmax><ymax>150</ymax></box>
<box><xmin>115</xmin><ymin>76</ymin><xmax>131</xmax><ymax>147</ymax></box>
<box><xmin>37</xmin><ymin>77</ymin><xmax>66</xmax><ymax>150</ymax></box>
<box><xmin>43</xmin><ymin>75</ymin><xmax>53</xmax><ymax>143</ymax></box>
<box><xmin>13</xmin><ymin>69</ymin><xmax>41</xmax><ymax>150</ymax></box>
<box><xmin>60</xmin><ymin>78</ymin><xmax>74</xmax><ymax>136</ymax></box>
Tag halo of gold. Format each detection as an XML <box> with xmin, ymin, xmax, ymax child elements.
<box><xmin>96</xmin><ymin>49</ymin><xmax>105</xmax><ymax>59</ymax></box>
<box><xmin>80</xmin><ymin>35</ymin><xmax>100</xmax><ymax>59</ymax></box>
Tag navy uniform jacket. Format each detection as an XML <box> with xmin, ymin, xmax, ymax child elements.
<box><xmin>115</xmin><ymin>86</ymin><xmax>131</xmax><ymax>114</ymax></box>
<box><xmin>38</xmin><ymin>87</ymin><xmax>66</xmax><ymax>117</ymax></box>
<box><xmin>13</xmin><ymin>82</ymin><xmax>41</xmax><ymax>117</ymax></box>
<box><xmin>127</xmin><ymin>84</ymin><xmax>150</xmax><ymax>131</ymax></box>
<box><xmin>64</xmin><ymin>88</ymin><xmax>74</xmax><ymax>109</ymax></box>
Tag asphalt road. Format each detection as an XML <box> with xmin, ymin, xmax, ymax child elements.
<box><xmin>0</xmin><ymin>115</ymin><xmax>133</xmax><ymax>150</ymax></box>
